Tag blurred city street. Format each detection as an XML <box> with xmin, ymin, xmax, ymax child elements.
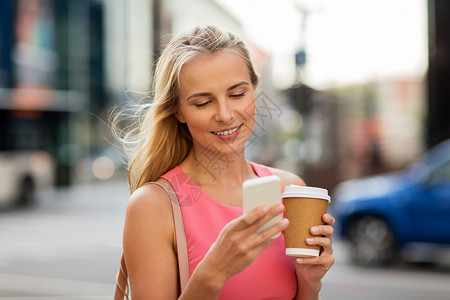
<box><xmin>1</xmin><ymin>179</ymin><xmax>450</xmax><ymax>299</ymax></box>
<box><xmin>0</xmin><ymin>1</ymin><xmax>449</xmax><ymax>298</ymax></box>
<box><xmin>322</xmin><ymin>244</ymin><xmax>450</xmax><ymax>300</ymax></box>
<box><xmin>0</xmin><ymin>179</ymin><xmax>129</xmax><ymax>299</ymax></box>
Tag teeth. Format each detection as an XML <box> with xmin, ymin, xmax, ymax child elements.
<box><xmin>214</xmin><ymin>127</ymin><xmax>239</xmax><ymax>136</ymax></box>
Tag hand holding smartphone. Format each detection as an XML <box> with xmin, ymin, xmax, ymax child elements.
<box><xmin>243</xmin><ymin>175</ymin><xmax>282</xmax><ymax>239</ymax></box>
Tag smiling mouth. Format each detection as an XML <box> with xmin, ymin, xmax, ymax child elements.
<box><xmin>212</xmin><ymin>125</ymin><xmax>241</xmax><ymax>136</ymax></box>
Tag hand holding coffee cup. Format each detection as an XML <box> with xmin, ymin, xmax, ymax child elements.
<box><xmin>282</xmin><ymin>185</ymin><xmax>331</xmax><ymax>257</ymax></box>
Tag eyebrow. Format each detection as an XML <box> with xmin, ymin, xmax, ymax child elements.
<box><xmin>227</xmin><ymin>81</ymin><xmax>249</xmax><ymax>91</ymax></box>
<box><xmin>185</xmin><ymin>81</ymin><xmax>249</xmax><ymax>102</ymax></box>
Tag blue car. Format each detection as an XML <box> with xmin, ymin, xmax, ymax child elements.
<box><xmin>332</xmin><ymin>139</ymin><xmax>450</xmax><ymax>265</ymax></box>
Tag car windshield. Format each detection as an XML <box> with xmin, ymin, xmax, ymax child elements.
<box><xmin>406</xmin><ymin>140</ymin><xmax>450</xmax><ymax>183</ymax></box>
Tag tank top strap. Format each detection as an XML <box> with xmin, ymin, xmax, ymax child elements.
<box><xmin>248</xmin><ymin>161</ymin><xmax>273</xmax><ymax>177</ymax></box>
<box><xmin>161</xmin><ymin>166</ymin><xmax>182</xmax><ymax>182</ymax></box>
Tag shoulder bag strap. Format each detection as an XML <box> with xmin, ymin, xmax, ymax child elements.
<box><xmin>153</xmin><ymin>180</ymin><xmax>190</xmax><ymax>292</ymax></box>
<box><xmin>114</xmin><ymin>252</ymin><xmax>129</xmax><ymax>300</ymax></box>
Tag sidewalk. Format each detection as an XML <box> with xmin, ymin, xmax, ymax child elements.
<box><xmin>0</xmin><ymin>178</ymin><xmax>129</xmax><ymax>298</ymax></box>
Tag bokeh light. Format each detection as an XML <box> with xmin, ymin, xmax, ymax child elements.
<box><xmin>30</xmin><ymin>151</ymin><xmax>52</xmax><ymax>173</ymax></box>
<box><xmin>92</xmin><ymin>156</ymin><xmax>115</xmax><ymax>180</ymax></box>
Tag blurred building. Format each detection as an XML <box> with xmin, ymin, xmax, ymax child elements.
<box><xmin>0</xmin><ymin>0</ymin><xmax>276</xmax><ymax>196</ymax></box>
<box><xmin>334</xmin><ymin>78</ymin><xmax>425</xmax><ymax>180</ymax></box>
<box><xmin>102</xmin><ymin>0</ymin><xmax>246</xmax><ymax>100</ymax></box>
<box><xmin>279</xmin><ymin>1</ymin><xmax>434</xmax><ymax>195</ymax></box>
<box><xmin>285</xmin><ymin>76</ymin><xmax>426</xmax><ymax>194</ymax></box>
<box><xmin>0</xmin><ymin>0</ymin><xmax>105</xmax><ymax>190</ymax></box>
<box><xmin>427</xmin><ymin>0</ymin><xmax>450</xmax><ymax>147</ymax></box>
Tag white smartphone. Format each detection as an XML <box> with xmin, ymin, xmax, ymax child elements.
<box><xmin>243</xmin><ymin>175</ymin><xmax>282</xmax><ymax>239</ymax></box>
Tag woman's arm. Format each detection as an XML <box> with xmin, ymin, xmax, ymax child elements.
<box><xmin>269</xmin><ymin>167</ymin><xmax>335</xmax><ymax>300</ymax></box>
<box><xmin>123</xmin><ymin>182</ymin><xmax>289</xmax><ymax>299</ymax></box>
<box><xmin>123</xmin><ymin>184</ymin><xmax>179</xmax><ymax>299</ymax></box>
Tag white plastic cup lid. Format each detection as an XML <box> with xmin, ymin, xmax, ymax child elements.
<box><xmin>281</xmin><ymin>185</ymin><xmax>331</xmax><ymax>202</ymax></box>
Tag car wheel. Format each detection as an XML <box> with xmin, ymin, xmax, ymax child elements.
<box><xmin>348</xmin><ymin>216</ymin><xmax>396</xmax><ymax>266</ymax></box>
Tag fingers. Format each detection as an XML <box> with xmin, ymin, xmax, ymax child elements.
<box><xmin>235</xmin><ymin>203</ymin><xmax>284</xmax><ymax>233</ymax></box>
<box><xmin>306</xmin><ymin>227</ymin><xmax>333</xmax><ymax>256</ymax></box>
<box><xmin>226</xmin><ymin>204</ymin><xmax>287</xmax><ymax>250</ymax></box>
<box><xmin>305</xmin><ymin>236</ymin><xmax>333</xmax><ymax>257</ymax></box>
<box><xmin>304</xmin><ymin>213</ymin><xmax>335</xmax><ymax>257</ymax></box>
<box><xmin>295</xmin><ymin>217</ymin><xmax>335</xmax><ymax>267</ymax></box>
<box><xmin>294</xmin><ymin>253</ymin><xmax>335</xmax><ymax>269</ymax></box>
<box><xmin>212</xmin><ymin>204</ymin><xmax>288</xmax><ymax>273</ymax></box>
<box><xmin>233</xmin><ymin>205</ymin><xmax>269</xmax><ymax>230</ymax></box>
<box><xmin>310</xmin><ymin>213</ymin><xmax>335</xmax><ymax>237</ymax></box>
<box><xmin>322</xmin><ymin>213</ymin><xmax>335</xmax><ymax>226</ymax></box>
<box><xmin>249</xmin><ymin>204</ymin><xmax>285</xmax><ymax>235</ymax></box>
<box><xmin>310</xmin><ymin>224</ymin><xmax>334</xmax><ymax>237</ymax></box>
<box><xmin>256</xmin><ymin>218</ymin><xmax>289</xmax><ymax>242</ymax></box>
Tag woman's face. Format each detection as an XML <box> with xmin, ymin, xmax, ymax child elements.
<box><xmin>176</xmin><ymin>50</ymin><xmax>256</xmax><ymax>157</ymax></box>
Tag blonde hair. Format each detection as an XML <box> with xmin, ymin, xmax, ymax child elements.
<box><xmin>112</xmin><ymin>25</ymin><xmax>259</xmax><ymax>193</ymax></box>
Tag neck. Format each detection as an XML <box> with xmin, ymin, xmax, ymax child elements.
<box><xmin>180</xmin><ymin>146</ymin><xmax>257</xmax><ymax>188</ymax></box>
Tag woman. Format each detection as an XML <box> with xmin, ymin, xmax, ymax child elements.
<box><xmin>116</xmin><ymin>25</ymin><xmax>334</xmax><ymax>299</ymax></box>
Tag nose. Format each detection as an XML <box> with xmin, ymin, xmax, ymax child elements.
<box><xmin>214</xmin><ymin>99</ymin><xmax>234</xmax><ymax>123</ymax></box>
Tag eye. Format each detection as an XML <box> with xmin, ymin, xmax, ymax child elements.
<box><xmin>195</xmin><ymin>101</ymin><xmax>211</xmax><ymax>108</ymax></box>
<box><xmin>230</xmin><ymin>93</ymin><xmax>244</xmax><ymax>98</ymax></box>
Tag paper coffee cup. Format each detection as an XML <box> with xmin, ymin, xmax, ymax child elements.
<box><xmin>282</xmin><ymin>185</ymin><xmax>331</xmax><ymax>257</ymax></box>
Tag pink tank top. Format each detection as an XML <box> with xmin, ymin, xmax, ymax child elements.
<box><xmin>162</xmin><ymin>161</ymin><xmax>297</xmax><ymax>299</ymax></box>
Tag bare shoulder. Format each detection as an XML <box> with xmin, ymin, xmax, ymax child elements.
<box><xmin>124</xmin><ymin>180</ymin><xmax>175</xmax><ymax>249</ymax></box>
<box><xmin>266</xmin><ymin>166</ymin><xmax>306</xmax><ymax>187</ymax></box>
<box><xmin>124</xmin><ymin>181</ymin><xmax>175</xmax><ymax>244</ymax></box>
<box><xmin>127</xmin><ymin>181</ymin><xmax>173</xmax><ymax>215</ymax></box>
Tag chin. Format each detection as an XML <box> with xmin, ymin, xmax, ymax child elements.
<box><xmin>197</xmin><ymin>140</ymin><xmax>245</xmax><ymax>158</ymax></box>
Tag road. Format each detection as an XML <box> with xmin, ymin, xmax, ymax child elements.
<box><xmin>1</xmin><ymin>178</ymin><xmax>450</xmax><ymax>299</ymax></box>
<box><xmin>321</xmin><ymin>242</ymin><xmax>450</xmax><ymax>299</ymax></box>
<box><xmin>0</xmin><ymin>179</ymin><xmax>128</xmax><ymax>299</ymax></box>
